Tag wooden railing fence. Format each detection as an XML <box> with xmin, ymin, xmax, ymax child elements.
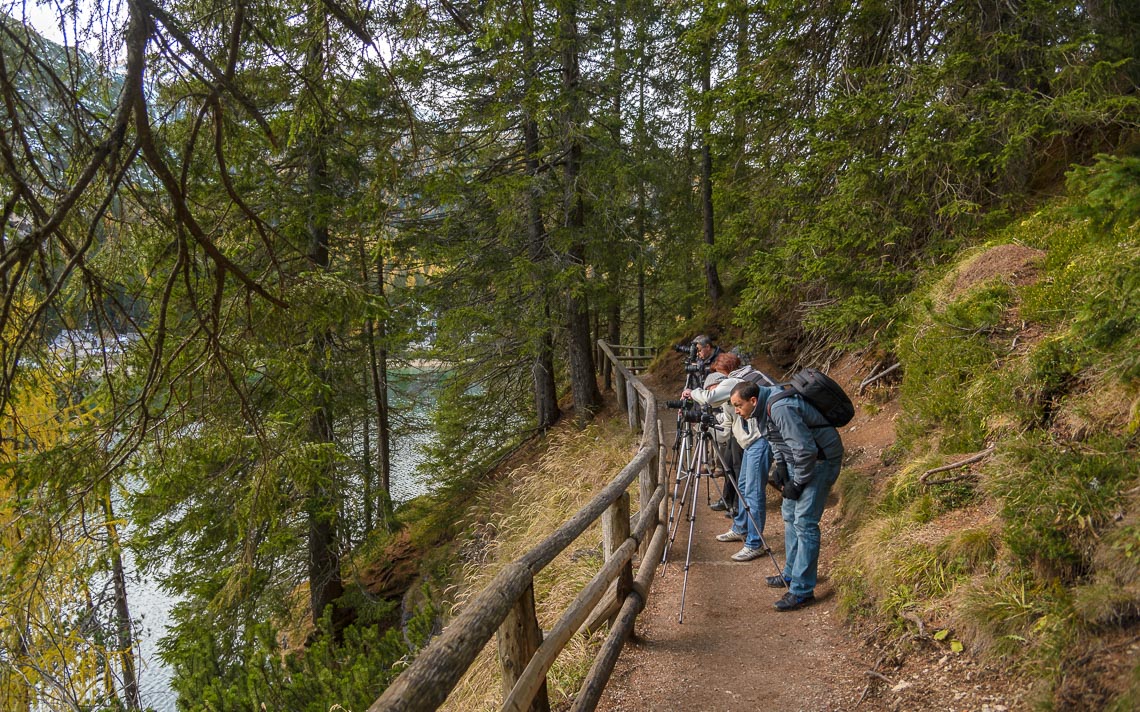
<box><xmin>368</xmin><ymin>341</ymin><xmax>665</xmax><ymax>712</ymax></box>
<box><xmin>605</xmin><ymin>344</ymin><xmax>655</xmax><ymax>431</ymax></box>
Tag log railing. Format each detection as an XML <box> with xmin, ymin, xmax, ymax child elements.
<box><xmin>368</xmin><ymin>341</ymin><xmax>666</xmax><ymax>712</ymax></box>
<box><xmin>601</xmin><ymin>343</ymin><xmax>655</xmax><ymax>374</ymax></box>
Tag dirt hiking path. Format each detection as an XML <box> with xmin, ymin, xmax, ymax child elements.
<box><xmin>596</xmin><ymin>357</ymin><xmax>1021</xmax><ymax>712</ymax></box>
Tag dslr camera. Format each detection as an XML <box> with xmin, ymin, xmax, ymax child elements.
<box><xmin>672</xmin><ymin>342</ymin><xmax>708</xmax><ymax>381</ymax></box>
<box><xmin>664</xmin><ymin>398</ymin><xmax>718</xmax><ymax>426</ymax></box>
<box><xmin>672</xmin><ymin>342</ymin><xmax>698</xmax><ymax>362</ymax></box>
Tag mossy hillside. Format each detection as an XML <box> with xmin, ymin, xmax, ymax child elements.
<box><xmin>836</xmin><ymin>155</ymin><xmax>1140</xmax><ymax>707</ymax></box>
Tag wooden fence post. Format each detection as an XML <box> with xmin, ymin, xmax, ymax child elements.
<box><xmin>615</xmin><ymin>367</ymin><xmax>627</xmax><ymax>414</ymax></box>
<box><xmin>603</xmin><ymin>493</ymin><xmax>632</xmax><ymax>613</ymax></box>
<box><xmin>657</xmin><ymin>421</ymin><xmax>668</xmax><ymax>525</ymax></box>
<box><xmin>639</xmin><ymin>461</ymin><xmax>655</xmax><ymax>560</ymax></box>
<box><xmin>498</xmin><ymin>580</ymin><xmax>550</xmax><ymax>712</ymax></box>
<box><xmin>626</xmin><ymin>381</ymin><xmax>638</xmax><ymax>431</ymax></box>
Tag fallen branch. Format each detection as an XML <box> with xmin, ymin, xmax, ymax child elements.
<box><xmin>859</xmin><ymin>362</ymin><xmax>901</xmax><ymax>393</ymax></box>
<box><xmin>865</xmin><ymin>670</ymin><xmax>893</xmax><ymax>684</ymax></box>
<box><xmin>920</xmin><ymin>446</ymin><xmax>996</xmax><ymax>486</ymax></box>
<box><xmin>855</xmin><ymin>650</ymin><xmax>892</xmax><ymax>708</ymax></box>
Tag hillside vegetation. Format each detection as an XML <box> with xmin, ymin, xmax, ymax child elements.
<box><xmin>419</xmin><ymin>162</ymin><xmax>1140</xmax><ymax>710</ymax></box>
<box><xmin>833</xmin><ymin>157</ymin><xmax>1140</xmax><ymax>709</ymax></box>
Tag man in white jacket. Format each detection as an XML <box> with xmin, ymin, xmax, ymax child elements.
<box><xmin>682</xmin><ymin>354</ymin><xmax>771</xmax><ymax>562</ymax></box>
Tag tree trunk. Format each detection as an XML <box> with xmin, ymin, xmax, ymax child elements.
<box><xmin>636</xmin><ymin>28</ymin><xmax>647</xmax><ymax>350</ymax></box>
<box><xmin>559</xmin><ymin>0</ymin><xmax>602</xmax><ymax>425</ymax></box>
<box><xmin>523</xmin><ymin>0</ymin><xmax>560</xmax><ymax>431</ymax></box>
<box><xmin>361</xmin><ymin>403</ymin><xmax>373</xmax><ymax>533</ymax></box>
<box><xmin>368</xmin><ymin>252</ymin><xmax>393</xmax><ymax>524</ymax></box>
<box><xmin>304</xmin><ymin>66</ymin><xmax>344</xmax><ymax>623</ymax></box>
<box><xmin>700</xmin><ymin>41</ymin><xmax>722</xmax><ymax>305</ymax></box>
<box><xmin>601</xmin><ymin>8</ymin><xmax>621</xmax><ymax>393</ymax></box>
<box><xmin>103</xmin><ymin>498</ymin><xmax>141</xmax><ymax>710</ymax></box>
<box><xmin>605</xmin><ymin>269</ymin><xmax>621</xmax><ymax>389</ymax></box>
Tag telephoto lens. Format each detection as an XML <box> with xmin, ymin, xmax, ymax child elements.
<box><xmin>680</xmin><ymin>409</ymin><xmax>707</xmax><ymax>424</ymax></box>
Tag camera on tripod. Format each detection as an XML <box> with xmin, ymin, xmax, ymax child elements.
<box><xmin>672</xmin><ymin>342</ymin><xmax>698</xmax><ymax>361</ymax></box>
<box><xmin>673</xmin><ymin>342</ymin><xmax>708</xmax><ymax>383</ymax></box>
<box><xmin>664</xmin><ymin>398</ymin><xmax>718</xmax><ymax>426</ymax></box>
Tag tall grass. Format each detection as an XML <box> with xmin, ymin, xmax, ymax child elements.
<box><xmin>436</xmin><ymin>413</ymin><xmax>640</xmax><ymax>711</ymax></box>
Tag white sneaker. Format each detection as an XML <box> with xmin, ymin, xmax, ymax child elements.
<box><xmin>716</xmin><ymin>530</ymin><xmax>744</xmax><ymax>543</ymax></box>
<box><xmin>731</xmin><ymin>546</ymin><xmax>763</xmax><ymax>562</ymax></box>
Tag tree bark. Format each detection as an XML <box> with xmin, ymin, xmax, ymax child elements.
<box><xmin>636</xmin><ymin>26</ymin><xmax>647</xmax><ymax>349</ymax></box>
<box><xmin>361</xmin><ymin>404</ymin><xmax>373</xmax><ymax>532</ymax></box>
<box><xmin>523</xmin><ymin>1</ymin><xmax>560</xmax><ymax>431</ymax></box>
<box><xmin>699</xmin><ymin>40</ymin><xmax>722</xmax><ymax>305</ymax></box>
<box><xmin>559</xmin><ymin>0</ymin><xmax>602</xmax><ymax>425</ymax></box>
<box><xmin>304</xmin><ymin>33</ymin><xmax>344</xmax><ymax>622</ymax></box>
<box><xmin>368</xmin><ymin>252</ymin><xmax>393</xmax><ymax>523</ymax></box>
<box><xmin>103</xmin><ymin>497</ymin><xmax>141</xmax><ymax>710</ymax></box>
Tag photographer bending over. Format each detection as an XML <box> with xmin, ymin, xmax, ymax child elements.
<box><xmin>683</xmin><ymin>352</ymin><xmax>742</xmax><ymax>515</ymax></box>
<box><xmin>683</xmin><ymin>354</ymin><xmax>771</xmax><ymax>562</ymax></box>
<box><xmin>729</xmin><ymin>380</ymin><xmax>844</xmax><ymax>611</ymax></box>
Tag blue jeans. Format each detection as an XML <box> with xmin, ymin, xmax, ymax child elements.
<box><xmin>732</xmin><ymin>438</ymin><xmax>771</xmax><ymax>550</ymax></box>
<box><xmin>781</xmin><ymin>458</ymin><xmax>842</xmax><ymax>596</ymax></box>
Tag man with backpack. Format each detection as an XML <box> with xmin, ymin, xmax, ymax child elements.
<box><xmin>729</xmin><ymin>377</ymin><xmax>846</xmax><ymax>611</ymax></box>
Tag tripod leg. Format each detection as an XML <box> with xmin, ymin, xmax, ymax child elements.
<box><xmin>662</xmin><ymin>427</ymin><xmax>696</xmax><ymax>572</ymax></box>
<box><xmin>666</xmin><ymin>428</ymin><xmax>693</xmax><ymax>532</ymax></box>
<box><xmin>714</xmin><ymin>441</ymin><xmax>787</xmax><ymax>583</ymax></box>
<box><xmin>677</xmin><ymin>435</ymin><xmax>708</xmax><ymax>623</ymax></box>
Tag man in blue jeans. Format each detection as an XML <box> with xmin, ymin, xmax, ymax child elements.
<box><xmin>713</xmin><ymin>401</ymin><xmax>771</xmax><ymax>562</ymax></box>
<box><xmin>730</xmin><ymin>380</ymin><xmax>844</xmax><ymax>611</ymax></box>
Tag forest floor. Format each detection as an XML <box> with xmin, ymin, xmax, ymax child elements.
<box><xmin>595</xmin><ymin>354</ymin><xmax>1026</xmax><ymax>712</ymax></box>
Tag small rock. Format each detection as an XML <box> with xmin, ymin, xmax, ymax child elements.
<box><xmin>890</xmin><ymin>680</ymin><xmax>913</xmax><ymax>693</ymax></box>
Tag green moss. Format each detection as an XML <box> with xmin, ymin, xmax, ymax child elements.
<box><xmin>930</xmin><ymin>478</ymin><xmax>981</xmax><ymax>513</ymax></box>
<box><xmin>939</xmin><ymin>283</ymin><xmax>1015</xmax><ymax>332</ymax></box>
<box><xmin>896</xmin><ymin>313</ymin><xmax>997</xmax><ymax>450</ymax></box>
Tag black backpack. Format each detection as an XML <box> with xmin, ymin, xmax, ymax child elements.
<box><xmin>762</xmin><ymin>368</ymin><xmax>854</xmax><ymax>428</ymax></box>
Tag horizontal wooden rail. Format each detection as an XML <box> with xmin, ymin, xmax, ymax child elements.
<box><xmin>369</xmin><ymin>341</ymin><xmax>664</xmax><ymax>712</ymax></box>
<box><xmin>570</xmin><ymin>521</ymin><xmax>668</xmax><ymax>712</ymax></box>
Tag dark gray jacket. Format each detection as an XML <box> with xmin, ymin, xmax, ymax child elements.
<box><xmin>754</xmin><ymin>385</ymin><xmax>843</xmax><ymax>485</ymax></box>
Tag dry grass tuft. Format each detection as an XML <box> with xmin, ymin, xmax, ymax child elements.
<box><xmin>1053</xmin><ymin>372</ymin><xmax>1138</xmax><ymax>441</ymax></box>
<box><xmin>439</xmin><ymin>414</ymin><xmax>640</xmax><ymax>711</ymax></box>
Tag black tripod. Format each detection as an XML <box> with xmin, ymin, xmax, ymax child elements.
<box><xmin>660</xmin><ymin>404</ymin><xmax>785</xmax><ymax>623</ymax></box>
